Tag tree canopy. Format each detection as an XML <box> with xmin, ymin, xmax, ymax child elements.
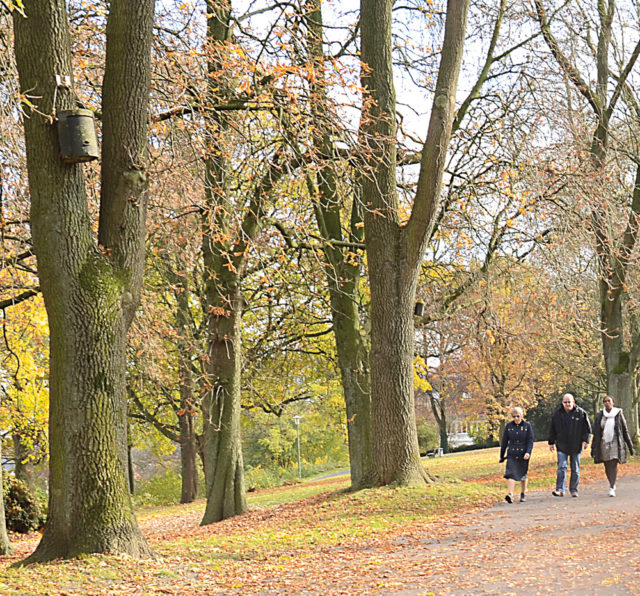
<box><xmin>3</xmin><ymin>0</ymin><xmax>640</xmax><ymax>564</ymax></box>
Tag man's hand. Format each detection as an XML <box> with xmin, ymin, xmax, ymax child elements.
<box><xmin>524</xmin><ymin>453</ymin><xmax>530</xmax><ymax>460</ymax></box>
<box><xmin>549</xmin><ymin>444</ymin><xmax>555</xmax><ymax>452</ymax></box>
<box><xmin>582</xmin><ymin>441</ymin><xmax>588</xmax><ymax>451</ymax></box>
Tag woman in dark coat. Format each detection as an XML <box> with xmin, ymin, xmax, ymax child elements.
<box><xmin>500</xmin><ymin>407</ymin><xmax>534</xmax><ymax>503</ymax></box>
<box><xmin>591</xmin><ymin>395</ymin><xmax>634</xmax><ymax>497</ymax></box>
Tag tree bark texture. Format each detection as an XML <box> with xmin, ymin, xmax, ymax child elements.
<box><xmin>329</xmin><ymin>285</ymin><xmax>372</xmax><ymax>487</ymax></box>
<box><xmin>127</xmin><ymin>439</ymin><xmax>135</xmax><ymax>494</ymax></box>
<box><xmin>161</xmin><ymin>266</ymin><xmax>200</xmax><ymax>503</ymax></box>
<box><xmin>200</xmin><ymin>277</ymin><xmax>247</xmax><ymax>524</ymax></box>
<box><xmin>588</xmin><ymin>0</ymin><xmax>639</xmax><ymax>437</ymax></box>
<box><xmin>177</xmin><ymin>287</ymin><xmax>198</xmax><ymax>503</ymax></box>
<box><xmin>600</xmin><ymin>221</ymin><xmax>640</xmax><ymax>438</ymax></box>
<box><xmin>12</xmin><ymin>0</ymin><xmax>154</xmax><ymax>562</ymax></box>
<box><xmin>595</xmin><ymin>162</ymin><xmax>640</xmax><ymax>439</ymax></box>
<box><xmin>0</xmin><ymin>434</ymin><xmax>13</xmax><ymax>555</ymax></box>
<box><xmin>199</xmin><ymin>0</ymin><xmax>247</xmax><ymax>524</ymax></box>
<box><xmin>359</xmin><ymin>0</ymin><xmax>469</xmax><ymax>486</ymax></box>
<box><xmin>179</xmin><ymin>406</ymin><xmax>199</xmax><ymax>504</ymax></box>
<box><xmin>430</xmin><ymin>396</ymin><xmax>449</xmax><ymax>454</ymax></box>
<box><xmin>306</xmin><ymin>0</ymin><xmax>372</xmax><ymax>489</ymax></box>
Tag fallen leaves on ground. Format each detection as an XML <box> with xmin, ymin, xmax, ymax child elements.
<box><xmin>2</xmin><ymin>451</ymin><xmax>639</xmax><ymax>594</ymax></box>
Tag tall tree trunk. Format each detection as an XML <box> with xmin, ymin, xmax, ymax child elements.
<box><xmin>600</xmin><ymin>241</ymin><xmax>640</xmax><ymax>437</ymax></box>
<box><xmin>594</xmin><ymin>117</ymin><xmax>640</xmax><ymax>443</ymax></box>
<box><xmin>127</xmin><ymin>439</ymin><xmax>134</xmax><ymax>495</ymax></box>
<box><xmin>535</xmin><ymin>0</ymin><xmax>640</xmax><ymax>440</ymax></box>
<box><xmin>591</xmin><ymin>16</ymin><xmax>639</xmax><ymax>436</ymax></box>
<box><xmin>199</xmin><ymin>0</ymin><xmax>247</xmax><ymax>524</ymax></box>
<box><xmin>0</xmin><ymin>429</ymin><xmax>13</xmax><ymax>555</ymax></box>
<box><xmin>329</xmin><ymin>288</ymin><xmax>371</xmax><ymax>487</ymax></box>
<box><xmin>179</xmin><ymin>406</ymin><xmax>199</xmax><ymax>504</ymax></box>
<box><xmin>359</xmin><ymin>0</ymin><xmax>469</xmax><ymax>486</ymax></box>
<box><xmin>367</xmin><ymin>256</ymin><xmax>424</xmax><ymax>485</ymax></box>
<box><xmin>13</xmin><ymin>0</ymin><xmax>154</xmax><ymax>562</ymax></box>
<box><xmin>305</xmin><ymin>0</ymin><xmax>372</xmax><ymax>489</ymax></box>
<box><xmin>200</xmin><ymin>281</ymin><xmax>246</xmax><ymax>523</ymax></box>
<box><xmin>430</xmin><ymin>395</ymin><xmax>449</xmax><ymax>454</ymax></box>
<box><xmin>178</xmin><ymin>324</ymin><xmax>198</xmax><ymax>503</ymax></box>
<box><xmin>172</xmin><ymin>273</ymin><xmax>199</xmax><ymax>503</ymax></box>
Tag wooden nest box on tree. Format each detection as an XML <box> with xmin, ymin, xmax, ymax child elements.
<box><xmin>56</xmin><ymin>108</ymin><xmax>99</xmax><ymax>163</ymax></box>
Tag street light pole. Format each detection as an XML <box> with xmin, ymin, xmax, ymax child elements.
<box><xmin>293</xmin><ymin>415</ymin><xmax>302</xmax><ymax>479</ymax></box>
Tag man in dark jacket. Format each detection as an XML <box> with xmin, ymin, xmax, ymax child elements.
<box><xmin>548</xmin><ymin>393</ymin><xmax>592</xmax><ymax>497</ymax></box>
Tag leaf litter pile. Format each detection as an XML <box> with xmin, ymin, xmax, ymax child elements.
<box><xmin>2</xmin><ymin>446</ymin><xmax>640</xmax><ymax>594</ymax></box>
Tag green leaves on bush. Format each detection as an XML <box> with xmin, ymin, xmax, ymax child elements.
<box><xmin>3</xmin><ymin>473</ymin><xmax>46</xmax><ymax>533</ymax></box>
<box><xmin>416</xmin><ymin>419</ymin><xmax>439</xmax><ymax>455</ymax></box>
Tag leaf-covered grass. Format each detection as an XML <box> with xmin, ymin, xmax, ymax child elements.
<box><xmin>426</xmin><ymin>440</ymin><xmax>605</xmax><ymax>489</ymax></box>
<box><xmin>1</xmin><ymin>443</ymin><xmax>637</xmax><ymax>594</ymax></box>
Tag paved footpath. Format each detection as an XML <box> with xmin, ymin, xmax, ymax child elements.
<box><xmin>388</xmin><ymin>474</ymin><xmax>640</xmax><ymax>595</ymax></box>
<box><xmin>283</xmin><ymin>473</ymin><xmax>640</xmax><ymax>595</ymax></box>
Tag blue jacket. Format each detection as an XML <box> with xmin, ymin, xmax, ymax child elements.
<box><xmin>500</xmin><ymin>420</ymin><xmax>534</xmax><ymax>462</ymax></box>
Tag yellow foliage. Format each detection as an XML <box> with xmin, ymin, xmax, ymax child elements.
<box><xmin>413</xmin><ymin>355</ymin><xmax>432</xmax><ymax>392</ymax></box>
<box><xmin>0</xmin><ymin>295</ymin><xmax>50</xmax><ymax>463</ymax></box>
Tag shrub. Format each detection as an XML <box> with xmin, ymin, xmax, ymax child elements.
<box><xmin>3</xmin><ymin>473</ymin><xmax>45</xmax><ymax>533</ymax></box>
<box><xmin>245</xmin><ymin>458</ymin><xmax>349</xmax><ymax>492</ymax></box>
<box><xmin>416</xmin><ymin>419</ymin><xmax>440</xmax><ymax>455</ymax></box>
<box><xmin>133</xmin><ymin>469</ymin><xmax>183</xmax><ymax>508</ymax></box>
<box><xmin>450</xmin><ymin>440</ymin><xmax>499</xmax><ymax>453</ymax></box>
<box><xmin>468</xmin><ymin>424</ymin><xmax>497</xmax><ymax>448</ymax></box>
<box><xmin>245</xmin><ymin>466</ymin><xmax>294</xmax><ymax>491</ymax></box>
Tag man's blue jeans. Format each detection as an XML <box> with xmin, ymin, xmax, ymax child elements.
<box><xmin>556</xmin><ymin>450</ymin><xmax>581</xmax><ymax>494</ymax></box>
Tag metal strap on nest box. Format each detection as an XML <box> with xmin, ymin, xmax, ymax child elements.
<box><xmin>53</xmin><ymin>74</ymin><xmax>99</xmax><ymax>164</ymax></box>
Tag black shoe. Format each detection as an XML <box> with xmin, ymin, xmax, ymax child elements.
<box><xmin>505</xmin><ymin>494</ymin><xmax>513</xmax><ymax>503</ymax></box>
<box><xmin>520</xmin><ymin>493</ymin><xmax>526</xmax><ymax>502</ymax></box>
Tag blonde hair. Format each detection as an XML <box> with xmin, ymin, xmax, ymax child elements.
<box><xmin>510</xmin><ymin>406</ymin><xmax>524</xmax><ymax>418</ymax></box>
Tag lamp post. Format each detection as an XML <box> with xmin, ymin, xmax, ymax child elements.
<box><xmin>293</xmin><ymin>415</ymin><xmax>302</xmax><ymax>479</ymax></box>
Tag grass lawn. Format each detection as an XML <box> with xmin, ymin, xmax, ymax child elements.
<box><xmin>1</xmin><ymin>442</ymin><xmax>637</xmax><ymax>594</ymax></box>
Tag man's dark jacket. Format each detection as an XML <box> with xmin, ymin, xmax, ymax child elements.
<box><xmin>548</xmin><ymin>404</ymin><xmax>592</xmax><ymax>455</ymax></box>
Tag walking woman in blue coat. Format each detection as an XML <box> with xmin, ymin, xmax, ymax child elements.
<box><xmin>500</xmin><ymin>407</ymin><xmax>535</xmax><ymax>503</ymax></box>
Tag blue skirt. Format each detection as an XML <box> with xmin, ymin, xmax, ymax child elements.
<box><xmin>504</xmin><ymin>457</ymin><xmax>529</xmax><ymax>481</ymax></box>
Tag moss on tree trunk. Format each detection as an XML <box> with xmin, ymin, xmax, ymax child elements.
<box><xmin>12</xmin><ymin>0</ymin><xmax>154</xmax><ymax>563</ymax></box>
